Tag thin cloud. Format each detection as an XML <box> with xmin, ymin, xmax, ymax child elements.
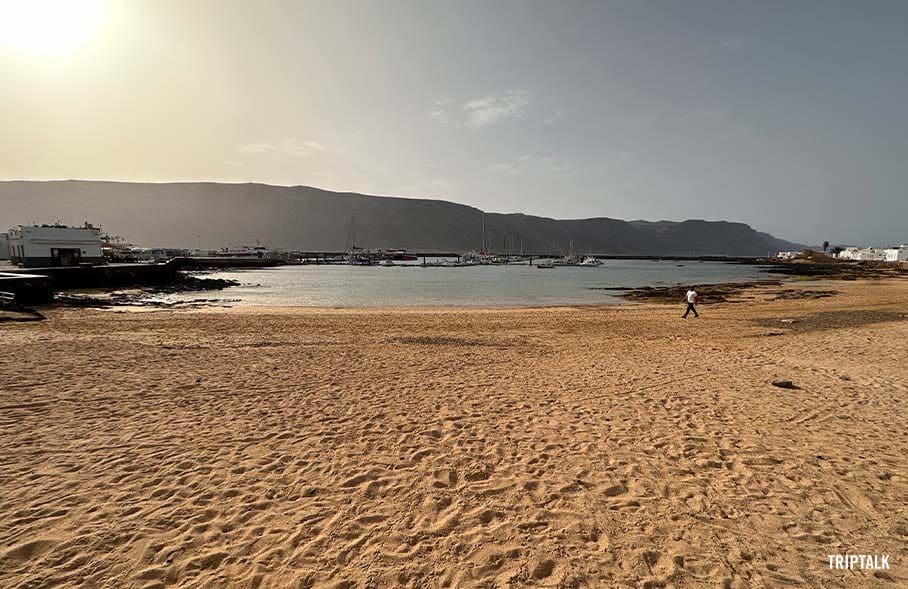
<box><xmin>490</xmin><ymin>154</ymin><xmax>576</xmax><ymax>176</ymax></box>
<box><xmin>462</xmin><ymin>90</ymin><xmax>532</xmax><ymax>129</ymax></box>
<box><xmin>543</xmin><ymin>108</ymin><xmax>565</xmax><ymax>125</ymax></box>
<box><xmin>239</xmin><ymin>139</ymin><xmax>327</xmax><ymax>157</ymax></box>
<box><xmin>489</xmin><ymin>161</ymin><xmax>523</xmax><ymax>176</ymax></box>
<box><xmin>427</xmin><ymin>108</ymin><xmax>450</xmax><ymax>125</ymax></box>
<box><xmin>428</xmin><ymin>91</ymin><xmax>534</xmax><ymax>129</ymax></box>
<box><xmin>239</xmin><ymin>143</ymin><xmax>274</xmax><ymax>154</ymax></box>
<box><xmin>283</xmin><ymin>139</ymin><xmax>327</xmax><ymax>156</ymax></box>
<box><xmin>427</xmin><ymin>98</ymin><xmax>454</xmax><ymax>126</ymax></box>
<box><xmin>539</xmin><ymin>156</ymin><xmax>576</xmax><ymax>174</ymax></box>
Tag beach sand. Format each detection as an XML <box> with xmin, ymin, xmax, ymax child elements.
<box><xmin>1</xmin><ymin>279</ymin><xmax>906</xmax><ymax>588</ymax></box>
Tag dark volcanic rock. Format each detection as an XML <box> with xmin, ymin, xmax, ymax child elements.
<box><xmin>55</xmin><ymin>274</ymin><xmax>241</xmax><ymax>309</ymax></box>
<box><xmin>755</xmin><ymin>310</ymin><xmax>908</xmax><ymax>333</ymax></box>
<box><xmin>621</xmin><ymin>280</ymin><xmax>781</xmax><ymax>304</ymax></box>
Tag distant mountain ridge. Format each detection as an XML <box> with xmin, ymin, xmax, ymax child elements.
<box><xmin>0</xmin><ymin>180</ymin><xmax>805</xmax><ymax>256</ymax></box>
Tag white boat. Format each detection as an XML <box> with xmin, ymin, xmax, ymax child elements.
<box><xmin>379</xmin><ymin>259</ymin><xmax>395</xmax><ymax>267</ymax></box>
<box><xmin>461</xmin><ymin>250</ymin><xmax>496</xmax><ymax>265</ymax></box>
<box><xmin>346</xmin><ymin>252</ymin><xmax>374</xmax><ymax>265</ymax></box>
<box><xmin>536</xmin><ymin>260</ymin><xmax>555</xmax><ymax>269</ymax></box>
<box><xmin>579</xmin><ymin>256</ymin><xmax>602</xmax><ymax>267</ymax></box>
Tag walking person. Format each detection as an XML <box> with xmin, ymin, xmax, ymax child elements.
<box><xmin>682</xmin><ymin>286</ymin><xmax>699</xmax><ymax>318</ymax></box>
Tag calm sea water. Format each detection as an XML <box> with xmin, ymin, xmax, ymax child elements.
<box><xmin>167</xmin><ymin>259</ymin><xmax>770</xmax><ymax>308</ymax></box>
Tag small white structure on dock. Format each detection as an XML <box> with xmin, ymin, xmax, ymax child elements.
<box><xmin>0</xmin><ymin>232</ymin><xmax>9</xmax><ymax>260</ymax></box>
<box><xmin>8</xmin><ymin>222</ymin><xmax>104</xmax><ymax>267</ymax></box>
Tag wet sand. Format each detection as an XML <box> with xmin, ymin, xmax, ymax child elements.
<box><xmin>1</xmin><ymin>280</ymin><xmax>906</xmax><ymax>588</ymax></box>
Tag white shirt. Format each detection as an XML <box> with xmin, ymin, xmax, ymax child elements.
<box><xmin>686</xmin><ymin>290</ymin><xmax>697</xmax><ymax>304</ymax></box>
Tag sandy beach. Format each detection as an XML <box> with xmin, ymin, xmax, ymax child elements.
<box><xmin>1</xmin><ymin>279</ymin><xmax>906</xmax><ymax>588</ymax></box>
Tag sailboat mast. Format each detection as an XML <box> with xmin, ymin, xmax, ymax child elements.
<box><xmin>481</xmin><ymin>213</ymin><xmax>486</xmax><ymax>253</ymax></box>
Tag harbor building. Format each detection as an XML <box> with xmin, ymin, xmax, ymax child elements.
<box><xmin>8</xmin><ymin>222</ymin><xmax>104</xmax><ymax>267</ymax></box>
<box><xmin>0</xmin><ymin>232</ymin><xmax>9</xmax><ymax>260</ymax></box>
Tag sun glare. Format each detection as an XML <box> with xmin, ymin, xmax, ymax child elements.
<box><xmin>0</xmin><ymin>0</ymin><xmax>104</xmax><ymax>55</ymax></box>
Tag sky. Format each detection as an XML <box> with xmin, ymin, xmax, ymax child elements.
<box><xmin>1</xmin><ymin>0</ymin><xmax>906</xmax><ymax>246</ymax></box>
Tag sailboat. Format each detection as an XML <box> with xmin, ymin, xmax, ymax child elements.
<box><xmin>553</xmin><ymin>239</ymin><xmax>583</xmax><ymax>265</ymax></box>
<box><xmin>345</xmin><ymin>213</ymin><xmax>374</xmax><ymax>265</ymax></box>
<box><xmin>536</xmin><ymin>236</ymin><xmax>559</xmax><ymax>268</ymax></box>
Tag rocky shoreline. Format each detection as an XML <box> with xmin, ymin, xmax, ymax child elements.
<box><xmin>619</xmin><ymin>259</ymin><xmax>907</xmax><ymax>304</ymax></box>
<box><xmin>54</xmin><ymin>273</ymin><xmax>241</xmax><ymax>309</ymax></box>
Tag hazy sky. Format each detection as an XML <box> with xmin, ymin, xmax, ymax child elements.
<box><xmin>1</xmin><ymin>0</ymin><xmax>906</xmax><ymax>245</ymax></box>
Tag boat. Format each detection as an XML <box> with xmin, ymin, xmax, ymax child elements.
<box><xmin>536</xmin><ymin>260</ymin><xmax>555</xmax><ymax>269</ymax></box>
<box><xmin>579</xmin><ymin>256</ymin><xmax>602</xmax><ymax>267</ymax></box>
<box><xmin>381</xmin><ymin>248</ymin><xmax>418</xmax><ymax>261</ymax></box>
<box><xmin>460</xmin><ymin>250</ymin><xmax>495</xmax><ymax>265</ymax></box>
<box><xmin>568</xmin><ymin>241</ymin><xmax>585</xmax><ymax>265</ymax></box>
<box><xmin>347</xmin><ymin>252</ymin><xmax>375</xmax><ymax>265</ymax></box>
<box><xmin>379</xmin><ymin>259</ymin><xmax>395</xmax><ymax>267</ymax></box>
<box><xmin>552</xmin><ymin>239</ymin><xmax>583</xmax><ymax>266</ymax></box>
<box><xmin>344</xmin><ymin>213</ymin><xmax>377</xmax><ymax>265</ymax></box>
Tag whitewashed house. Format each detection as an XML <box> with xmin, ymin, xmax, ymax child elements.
<box><xmin>0</xmin><ymin>232</ymin><xmax>9</xmax><ymax>260</ymax></box>
<box><xmin>836</xmin><ymin>247</ymin><xmax>886</xmax><ymax>261</ymax></box>
<box><xmin>883</xmin><ymin>245</ymin><xmax>908</xmax><ymax>263</ymax></box>
<box><xmin>833</xmin><ymin>247</ymin><xmax>860</xmax><ymax>260</ymax></box>
<box><xmin>856</xmin><ymin>248</ymin><xmax>887</xmax><ymax>261</ymax></box>
<box><xmin>8</xmin><ymin>223</ymin><xmax>104</xmax><ymax>267</ymax></box>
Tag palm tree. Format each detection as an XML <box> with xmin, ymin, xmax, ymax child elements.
<box><xmin>822</xmin><ymin>240</ymin><xmax>829</xmax><ymax>254</ymax></box>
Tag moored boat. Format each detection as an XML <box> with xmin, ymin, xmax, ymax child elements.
<box><xmin>579</xmin><ymin>256</ymin><xmax>602</xmax><ymax>267</ymax></box>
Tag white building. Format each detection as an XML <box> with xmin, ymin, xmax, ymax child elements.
<box><xmin>834</xmin><ymin>245</ymin><xmax>907</xmax><ymax>262</ymax></box>
<box><xmin>855</xmin><ymin>248</ymin><xmax>887</xmax><ymax>261</ymax></box>
<box><xmin>883</xmin><ymin>245</ymin><xmax>908</xmax><ymax>263</ymax></box>
<box><xmin>0</xmin><ymin>232</ymin><xmax>9</xmax><ymax>260</ymax></box>
<box><xmin>8</xmin><ymin>223</ymin><xmax>104</xmax><ymax>268</ymax></box>
<box><xmin>833</xmin><ymin>246</ymin><xmax>860</xmax><ymax>260</ymax></box>
<box><xmin>835</xmin><ymin>247</ymin><xmax>884</xmax><ymax>261</ymax></box>
<box><xmin>776</xmin><ymin>251</ymin><xmax>799</xmax><ymax>259</ymax></box>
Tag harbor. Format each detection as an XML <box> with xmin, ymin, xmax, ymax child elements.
<box><xmin>0</xmin><ymin>219</ymin><xmax>779</xmax><ymax>306</ymax></box>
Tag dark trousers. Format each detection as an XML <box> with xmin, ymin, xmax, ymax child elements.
<box><xmin>683</xmin><ymin>302</ymin><xmax>699</xmax><ymax>318</ymax></box>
